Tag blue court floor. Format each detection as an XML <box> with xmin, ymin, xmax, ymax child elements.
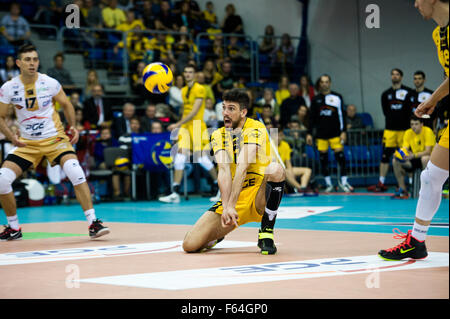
<box><xmin>6</xmin><ymin>192</ymin><xmax>449</xmax><ymax>237</ymax></box>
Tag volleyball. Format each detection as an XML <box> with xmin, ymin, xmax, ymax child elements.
<box><xmin>394</xmin><ymin>147</ymin><xmax>410</xmax><ymax>163</ymax></box>
<box><xmin>114</xmin><ymin>157</ymin><xmax>130</xmax><ymax>170</ymax></box>
<box><xmin>142</xmin><ymin>62</ymin><xmax>173</xmax><ymax>94</ymax></box>
<box><xmin>151</xmin><ymin>140</ymin><xmax>173</xmax><ymax>168</ymax></box>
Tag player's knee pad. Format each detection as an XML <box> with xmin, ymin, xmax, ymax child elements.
<box><xmin>0</xmin><ymin>167</ymin><xmax>16</xmax><ymax>195</ymax></box>
<box><xmin>419</xmin><ymin>161</ymin><xmax>449</xmax><ymax>201</ymax></box>
<box><xmin>198</xmin><ymin>155</ymin><xmax>214</xmax><ymax>171</ymax></box>
<box><xmin>381</xmin><ymin>147</ymin><xmax>395</xmax><ymax>164</ymax></box>
<box><xmin>62</xmin><ymin>159</ymin><xmax>86</xmax><ymax>186</ymax></box>
<box><xmin>174</xmin><ymin>153</ymin><xmax>187</xmax><ymax>171</ymax></box>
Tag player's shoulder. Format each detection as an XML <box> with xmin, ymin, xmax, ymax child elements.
<box><xmin>244</xmin><ymin>117</ymin><xmax>266</xmax><ymax>130</ymax></box>
<box><xmin>38</xmin><ymin>73</ymin><xmax>60</xmax><ymax>85</ymax></box>
<box><xmin>0</xmin><ymin>74</ymin><xmax>21</xmax><ymax>89</ymax></box>
<box><xmin>432</xmin><ymin>25</ymin><xmax>440</xmax><ymax>41</ymax></box>
<box><xmin>211</xmin><ymin>126</ymin><xmax>226</xmax><ymax>138</ymax></box>
<box><xmin>422</xmin><ymin>125</ymin><xmax>434</xmax><ymax>135</ymax></box>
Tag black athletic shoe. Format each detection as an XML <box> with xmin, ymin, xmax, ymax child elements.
<box><xmin>89</xmin><ymin>219</ymin><xmax>110</xmax><ymax>239</ymax></box>
<box><xmin>378</xmin><ymin>229</ymin><xmax>428</xmax><ymax>261</ymax></box>
<box><xmin>258</xmin><ymin>228</ymin><xmax>277</xmax><ymax>255</ymax></box>
<box><xmin>0</xmin><ymin>225</ymin><xmax>22</xmax><ymax>241</ymax></box>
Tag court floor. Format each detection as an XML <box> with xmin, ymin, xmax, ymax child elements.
<box><xmin>0</xmin><ymin>191</ymin><xmax>448</xmax><ymax>301</ymax></box>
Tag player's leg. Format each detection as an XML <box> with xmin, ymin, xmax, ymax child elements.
<box><xmin>379</xmin><ymin>143</ymin><xmax>448</xmax><ymax>260</ymax></box>
<box><xmin>0</xmin><ymin>159</ymin><xmax>25</xmax><ymax>240</ymax></box>
<box><xmin>333</xmin><ymin>139</ymin><xmax>353</xmax><ymax>193</ymax></box>
<box><xmin>291</xmin><ymin>167</ymin><xmax>312</xmax><ymax>189</ymax></box>
<box><xmin>182</xmin><ymin>210</ymin><xmax>235</xmax><ymax>253</ymax></box>
<box><xmin>317</xmin><ymin>139</ymin><xmax>333</xmax><ymax>192</ymax></box>
<box><xmin>369</xmin><ymin>130</ymin><xmax>395</xmax><ymax>192</ymax></box>
<box><xmin>59</xmin><ymin>153</ymin><xmax>110</xmax><ymax>238</ymax></box>
<box><xmin>392</xmin><ymin>157</ymin><xmax>408</xmax><ymax>192</ymax></box>
<box><xmin>254</xmin><ymin>162</ymin><xmax>286</xmax><ymax>255</ymax></box>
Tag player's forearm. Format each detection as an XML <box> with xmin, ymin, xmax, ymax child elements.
<box><xmin>430</xmin><ymin>77</ymin><xmax>449</xmax><ymax>104</ymax></box>
<box><xmin>61</xmin><ymin>103</ymin><xmax>76</xmax><ymax>128</ymax></box>
<box><xmin>226</xmin><ymin>164</ymin><xmax>247</xmax><ymax>209</ymax></box>
<box><xmin>217</xmin><ymin>166</ymin><xmax>232</xmax><ymax>210</ymax></box>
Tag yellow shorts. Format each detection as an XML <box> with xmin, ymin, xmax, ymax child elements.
<box><xmin>209</xmin><ymin>173</ymin><xmax>264</xmax><ymax>226</ymax></box>
<box><xmin>383</xmin><ymin>130</ymin><xmax>405</xmax><ymax>148</ymax></box>
<box><xmin>438</xmin><ymin>122</ymin><xmax>449</xmax><ymax>149</ymax></box>
<box><xmin>316</xmin><ymin>137</ymin><xmax>343</xmax><ymax>152</ymax></box>
<box><xmin>177</xmin><ymin>120</ymin><xmax>209</xmax><ymax>153</ymax></box>
<box><xmin>8</xmin><ymin>133</ymin><xmax>75</xmax><ymax>168</ymax></box>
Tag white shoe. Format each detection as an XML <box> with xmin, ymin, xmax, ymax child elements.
<box><xmin>339</xmin><ymin>182</ymin><xmax>354</xmax><ymax>193</ymax></box>
<box><xmin>209</xmin><ymin>190</ymin><xmax>221</xmax><ymax>202</ymax></box>
<box><xmin>324</xmin><ymin>185</ymin><xmax>334</xmax><ymax>193</ymax></box>
<box><xmin>158</xmin><ymin>192</ymin><xmax>180</xmax><ymax>203</ymax></box>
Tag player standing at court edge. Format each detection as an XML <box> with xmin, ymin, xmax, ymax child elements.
<box><xmin>378</xmin><ymin>0</ymin><xmax>449</xmax><ymax>260</ymax></box>
<box><xmin>0</xmin><ymin>45</ymin><xmax>110</xmax><ymax>240</ymax></box>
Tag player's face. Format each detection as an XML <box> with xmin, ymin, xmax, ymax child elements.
<box><xmin>319</xmin><ymin>77</ymin><xmax>331</xmax><ymax>93</ymax></box>
<box><xmin>414</xmin><ymin>0</ymin><xmax>434</xmax><ymax>20</ymax></box>
<box><xmin>222</xmin><ymin>100</ymin><xmax>246</xmax><ymax>129</ymax></box>
<box><xmin>391</xmin><ymin>71</ymin><xmax>402</xmax><ymax>84</ymax></box>
<box><xmin>410</xmin><ymin>120</ymin><xmax>423</xmax><ymax>134</ymax></box>
<box><xmin>183</xmin><ymin>68</ymin><xmax>195</xmax><ymax>82</ymax></box>
<box><xmin>414</xmin><ymin>75</ymin><xmax>425</xmax><ymax>88</ymax></box>
<box><xmin>17</xmin><ymin>51</ymin><xmax>39</xmax><ymax>76</ymax></box>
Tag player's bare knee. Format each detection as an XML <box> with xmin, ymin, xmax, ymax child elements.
<box><xmin>265</xmin><ymin>162</ymin><xmax>285</xmax><ymax>182</ymax></box>
<box><xmin>182</xmin><ymin>234</ymin><xmax>201</xmax><ymax>253</ymax></box>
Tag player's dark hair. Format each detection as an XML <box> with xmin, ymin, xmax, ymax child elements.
<box><xmin>391</xmin><ymin>68</ymin><xmax>403</xmax><ymax>77</ymax></box>
<box><xmin>410</xmin><ymin>115</ymin><xmax>423</xmax><ymax>123</ymax></box>
<box><xmin>414</xmin><ymin>70</ymin><xmax>426</xmax><ymax>79</ymax></box>
<box><xmin>223</xmin><ymin>88</ymin><xmax>250</xmax><ymax>110</ymax></box>
<box><xmin>53</xmin><ymin>52</ymin><xmax>65</xmax><ymax>61</ymax></box>
<box><xmin>439</xmin><ymin>0</ymin><xmax>448</xmax><ymax>3</ymax></box>
<box><xmin>184</xmin><ymin>63</ymin><xmax>196</xmax><ymax>72</ymax></box>
<box><xmin>17</xmin><ymin>44</ymin><xmax>37</xmax><ymax>59</ymax></box>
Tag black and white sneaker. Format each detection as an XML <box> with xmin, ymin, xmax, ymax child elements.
<box><xmin>89</xmin><ymin>219</ymin><xmax>110</xmax><ymax>239</ymax></box>
<box><xmin>0</xmin><ymin>225</ymin><xmax>22</xmax><ymax>241</ymax></box>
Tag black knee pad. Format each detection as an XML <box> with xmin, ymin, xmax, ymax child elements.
<box><xmin>335</xmin><ymin>151</ymin><xmax>347</xmax><ymax>175</ymax></box>
<box><xmin>381</xmin><ymin>147</ymin><xmax>396</xmax><ymax>164</ymax></box>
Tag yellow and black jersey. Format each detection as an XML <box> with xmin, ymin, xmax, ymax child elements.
<box><xmin>181</xmin><ymin>82</ymin><xmax>206</xmax><ymax>122</ymax></box>
<box><xmin>210</xmin><ymin>118</ymin><xmax>271</xmax><ymax>177</ymax></box>
<box><xmin>432</xmin><ymin>23</ymin><xmax>449</xmax><ymax>77</ymax></box>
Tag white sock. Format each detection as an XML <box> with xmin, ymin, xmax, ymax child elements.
<box><xmin>412</xmin><ymin>221</ymin><xmax>429</xmax><ymax>242</ymax></box>
<box><xmin>341</xmin><ymin>176</ymin><xmax>348</xmax><ymax>185</ymax></box>
<box><xmin>265</xmin><ymin>207</ymin><xmax>277</xmax><ymax>221</ymax></box>
<box><xmin>325</xmin><ymin>176</ymin><xmax>332</xmax><ymax>186</ymax></box>
<box><xmin>84</xmin><ymin>209</ymin><xmax>96</xmax><ymax>225</ymax></box>
<box><xmin>379</xmin><ymin>176</ymin><xmax>385</xmax><ymax>184</ymax></box>
<box><xmin>7</xmin><ymin>215</ymin><xmax>19</xmax><ymax>230</ymax></box>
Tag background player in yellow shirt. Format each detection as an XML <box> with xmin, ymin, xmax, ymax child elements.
<box><xmin>392</xmin><ymin>116</ymin><xmax>435</xmax><ymax>199</ymax></box>
<box><xmin>159</xmin><ymin>64</ymin><xmax>218</xmax><ymax>203</ymax></box>
<box><xmin>277</xmin><ymin>130</ymin><xmax>312</xmax><ymax>193</ymax></box>
<box><xmin>182</xmin><ymin>89</ymin><xmax>286</xmax><ymax>255</ymax></box>
<box><xmin>379</xmin><ymin>0</ymin><xmax>449</xmax><ymax>261</ymax></box>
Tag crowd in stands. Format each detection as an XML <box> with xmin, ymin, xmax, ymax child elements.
<box><xmin>0</xmin><ymin>0</ymin><xmax>448</xmax><ymax>202</ymax></box>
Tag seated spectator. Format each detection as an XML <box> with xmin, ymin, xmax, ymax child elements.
<box><xmin>195</xmin><ymin>71</ymin><xmax>215</xmax><ymax>105</ymax></box>
<box><xmin>82</xmin><ymin>84</ymin><xmax>114</xmax><ymax>129</ymax></box>
<box><xmin>172</xmin><ymin>26</ymin><xmax>197</xmax><ymax>73</ymax></box>
<box><xmin>0</xmin><ymin>2</ymin><xmax>31</xmax><ymax>49</ymax></box>
<box><xmin>148</xmin><ymin>32</ymin><xmax>175</xmax><ymax>66</ymax></box>
<box><xmin>69</xmin><ymin>92</ymin><xmax>84</xmax><ymax>110</ymax></box>
<box><xmin>154</xmin><ymin>0</ymin><xmax>178</xmax><ymax>31</ymax></box>
<box><xmin>203</xmin><ymin>1</ymin><xmax>219</xmax><ymax>28</ymax></box>
<box><xmin>113</xmin><ymin>102</ymin><xmax>136</xmax><ymax>139</ymax></box>
<box><xmin>84</xmin><ymin>69</ymin><xmax>100</xmax><ymax>99</ymax></box>
<box><xmin>204</xmin><ymin>97</ymin><xmax>218</xmax><ymax>129</ymax></box>
<box><xmin>275</xmin><ymin>75</ymin><xmax>290</xmax><ymax>105</ymax></box>
<box><xmin>33</xmin><ymin>0</ymin><xmax>62</xmax><ymax>28</ymax></box>
<box><xmin>284</xmin><ymin>118</ymin><xmax>308</xmax><ymax>166</ymax></box>
<box><xmin>74</xmin><ymin>106</ymin><xmax>90</xmax><ymax>131</ymax></box>
<box><xmin>47</xmin><ymin>52</ymin><xmax>76</xmax><ymax>92</ymax></box>
<box><xmin>226</xmin><ymin>36</ymin><xmax>250</xmax><ymax>76</ymax></box>
<box><xmin>140</xmin><ymin>103</ymin><xmax>158</xmax><ymax>133</ymax></box>
<box><xmin>392</xmin><ymin>116</ymin><xmax>435</xmax><ymax>199</ymax></box>
<box><xmin>296</xmin><ymin>105</ymin><xmax>309</xmax><ymax>131</ymax></box>
<box><xmin>82</xmin><ymin>0</ymin><xmax>103</xmax><ymax>29</ymax></box>
<box><xmin>116</xmin><ymin>9</ymin><xmax>145</xmax><ymax>32</ymax></box>
<box><xmin>114</xmin><ymin>24</ymin><xmax>152</xmax><ymax>70</ymax></box>
<box><xmin>0</xmin><ymin>56</ymin><xmax>19</xmax><ymax>85</ymax></box>
<box><xmin>279</xmin><ymin>83</ymin><xmax>306</xmax><ymax>128</ymax></box>
<box><xmin>93</xmin><ymin>127</ymin><xmax>119</xmax><ymax>169</ymax></box>
<box><xmin>221</xmin><ymin>3</ymin><xmax>244</xmax><ymax>34</ymax></box>
<box><xmin>261</xmin><ymin>104</ymin><xmax>277</xmax><ymax>127</ymax></box>
<box><xmin>299</xmin><ymin>74</ymin><xmax>315</xmax><ymax>107</ymax></box>
<box><xmin>102</xmin><ymin>0</ymin><xmax>126</xmax><ymax>29</ymax></box>
<box><xmin>277</xmin><ymin>129</ymin><xmax>312</xmax><ymax>193</ymax></box>
<box><xmin>168</xmin><ymin>74</ymin><xmax>184</xmax><ymax>115</ymax></box>
<box><xmin>271</xmin><ymin>33</ymin><xmax>295</xmax><ymax>81</ymax></box>
<box><xmin>346</xmin><ymin>104</ymin><xmax>365</xmax><ymax>131</ymax></box>
<box><xmin>214</xmin><ymin>60</ymin><xmax>236</xmax><ymax>99</ymax></box>
<box><xmin>208</xmin><ymin>35</ymin><xmax>225</xmax><ymax>64</ymax></box>
<box><xmin>174</xmin><ymin>1</ymin><xmax>195</xmax><ymax>30</ymax></box>
<box><xmin>130</xmin><ymin>60</ymin><xmax>153</xmax><ymax>104</ymax></box>
<box><xmin>151</xmin><ymin>120</ymin><xmax>165</xmax><ymax>134</ymax></box>
<box><xmin>137</xmin><ymin>0</ymin><xmax>156</xmax><ymax>30</ymax></box>
<box><xmin>259</xmin><ymin>25</ymin><xmax>276</xmax><ymax>54</ymax></box>
<box><xmin>257</xmin><ymin>88</ymin><xmax>279</xmax><ymax>121</ymax></box>
<box><xmin>202</xmin><ymin>59</ymin><xmax>220</xmax><ymax>86</ymax></box>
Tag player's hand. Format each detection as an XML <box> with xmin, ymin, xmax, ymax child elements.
<box><xmin>12</xmin><ymin>135</ymin><xmax>26</xmax><ymax>147</ymax></box>
<box><xmin>167</xmin><ymin>123</ymin><xmax>180</xmax><ymax>132</ymax></box>
<box><xmin>340</xmin><ymin>132</ymin><xmax>347</xmax><ymax>144</ymax></box>
<box><xmin>414</xmin><ymin>97</ymin><xmax>436</xmax><ymax>118</ymax></box>
<box><xmin>221</xmin><ymin>207</ymin><xmax>239</xmax><ymax>228</ymax></box>
<box><xmin>67</xmin><ymin>126</ymin><xmax>79</xmax><ymax>145</ymax></box>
